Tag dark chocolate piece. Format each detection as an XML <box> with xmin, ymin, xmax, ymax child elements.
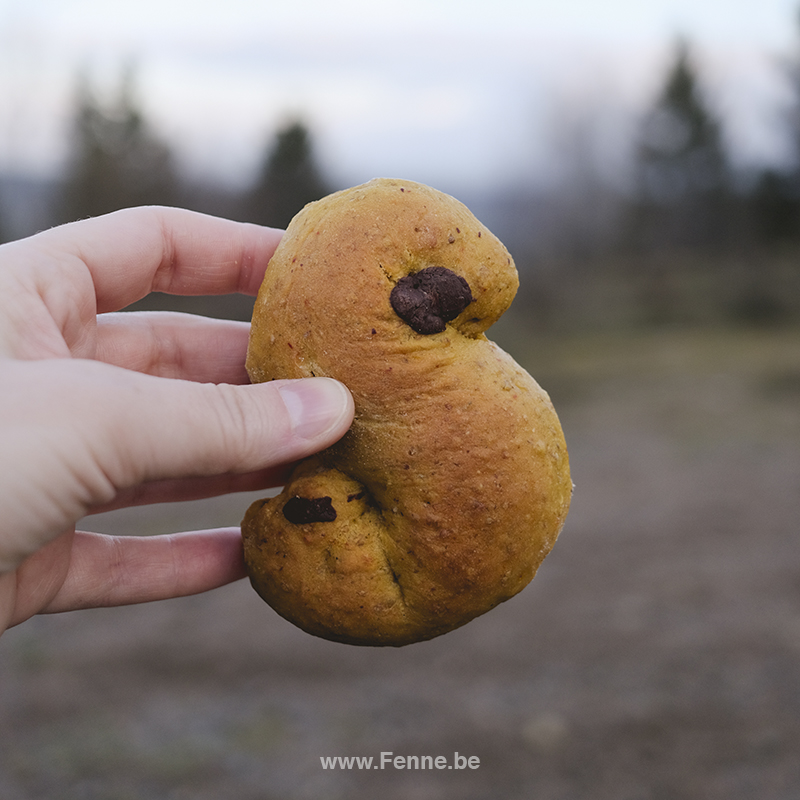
<box><xmin>283</xmin><ymin>496</ymin><xmax>337</xmax><ymax>524</ymax></box>
<box><xmin>390</xmin><ymin>266</ymin><xmax>473</xmax><ymax>335</ymax></box>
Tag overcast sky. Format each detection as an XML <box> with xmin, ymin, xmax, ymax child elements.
<box><xmin>2</xmin><ymin>0</ymin><xmax>800</xmax><ymax>191</ymax></box>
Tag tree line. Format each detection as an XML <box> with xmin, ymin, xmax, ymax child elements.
<box><xmin>2</xmin><ymin>32</ymin><xmax>800</xmax><ymax>329</ymax></box>
<box><xmin>4</xmin><ymin>38</ymin><xmax>800</xmax><ymax>254</ymax></box>
<box><xmin>625</xmin><ymin>38</ymin><xmax>800</xmax><ymax>253</ymax></box>
<box><xmin>48</xmin><ymin>69</ymin><xmax>332</xmax><ymax>234</ymax></box>
<box><xmin>508</xmin><ymin>34</ymin><xmax>800</xmax><ymax>330</ymax></box>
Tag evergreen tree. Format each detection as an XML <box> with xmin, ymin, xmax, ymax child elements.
<box><xmin>783</xmin><ymin>8</ymin><xmax>800</xmax><ymax>181</ymax></box>
<box><xmin>747</xmin><ymin>9</ymin><xmax>800</xmax><ymax>244</ymax></box>
<box><xmin>58</xmin><ymin>70</ymin><xmax>178</xmax><ymax>223</ymax></box>
<box><xmin>244</xmin><ymin>120</ymin><xmax>330</xmax><ymax>228</ymax></box>
<box><xmin>631</xmin><ymin>40</ymin><xmax>733</xmax><ymax>249</ymax></box>
<box><xmin>748</xmin><ymin>168</ymin><xmax>800</xmax><ymax>243</ymax></box>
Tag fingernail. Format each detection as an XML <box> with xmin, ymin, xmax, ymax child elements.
<box><xmin>277</xmin><ymin>378</ymin><xmax>352</xmax><ymax>440</ymax></box>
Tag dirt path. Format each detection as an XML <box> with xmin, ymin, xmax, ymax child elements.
<box><xmin>2</xmin><ymin>325</ymin><xmax>799</xmax><ymax>799</ymax></box>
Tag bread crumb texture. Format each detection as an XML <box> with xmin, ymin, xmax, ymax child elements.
<box><xmin>242</xmin><ymin>178</ymin><xmax>572</xmax><ymax>646</ymax></box>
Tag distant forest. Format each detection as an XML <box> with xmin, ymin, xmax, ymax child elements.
<box><xmin>2</xmin><ymin>36</ymin><xmax>800</xmax><ymax>331</ymax></box>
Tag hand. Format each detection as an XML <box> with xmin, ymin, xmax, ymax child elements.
<box><xmin>0</xmin><ymin>206</ymin><xmax>354</xmax><ymax>635</ymax></box>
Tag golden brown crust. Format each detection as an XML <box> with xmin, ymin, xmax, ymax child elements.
<box><xmin>242</xmin><ymin>178</ymin><xmax>572</xmax><ymax>646</ymax></box>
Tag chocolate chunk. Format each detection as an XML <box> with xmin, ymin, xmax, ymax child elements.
<box><xmin>283</xmin><ymin>496</ymin><xmax>337</xmax><ymax>524</ymax></box>
<box><xmin>390</xmin><ymin>266</ymin><xmax>473</xmax><ymax>335</ymax></box>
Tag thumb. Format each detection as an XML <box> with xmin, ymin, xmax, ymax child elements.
<box><xmin>0</xmin><ymin>360</ymin><xmax>354</xmax><ymax>572</ymax></box>
<box><xmin>105</xmin><ymin>373</ymin><xmax>355</xmax><ymax>488</ymax></box>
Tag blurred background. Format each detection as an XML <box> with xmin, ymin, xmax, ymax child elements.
<box><xmin>1</xmin><ymin>1</ymin><xmax>799</xmax><ymax>798</ymax></box>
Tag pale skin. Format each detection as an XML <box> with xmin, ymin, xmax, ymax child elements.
<box><xmin>0</xmin><ymin>206</ymin><xmax>355</xmax><ymax>637</ymax></box>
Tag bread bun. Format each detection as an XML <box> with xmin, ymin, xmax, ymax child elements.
<box><xmin>242</xmin><ymin>178</ymin><xmax>571</xmax><ymax>646</ymax></box>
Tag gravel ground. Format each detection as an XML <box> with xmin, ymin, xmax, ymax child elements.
<box><xmin>1</xmin><ymin>324</ymin><xmax>799</xmax><ymax>800</ymax></box>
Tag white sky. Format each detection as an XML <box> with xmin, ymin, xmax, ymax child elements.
<box><xmin>2</xmin><ymin>0</ymin><xmax>800</xmax><ymax>191</ymax></box>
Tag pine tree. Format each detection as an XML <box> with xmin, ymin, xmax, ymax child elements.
<box><xmin>748</xmin><ymin>168</ymin><xmax>799</xmax><ymax>243</ymax></box>
<box><xmin>747</xmin><ymin>9</ymin><xmax>800</xmax><ymax>244</ymax></box>
<box><xmin>631</xmin><ymin>40</ymin><xmax>732</xmax><ymax>249</ymax></box>
<box><xmin>58</xmin><ymin>70</ymin><xmax>178</xmax><ymax>223</ymax></box>
<box><xmin>244</xmin><ymin>120</ymin><xmax>331</xmax><ymax>228</ymax></box>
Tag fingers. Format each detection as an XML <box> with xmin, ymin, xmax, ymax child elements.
<box><xmin>103</xmin><ymin>371</ymin><xmax>355</xmax><ymax>487</ymax></box>
<box><xmin>51</xmin><ymin>358</ymin><xmax>354</xmax><ymax>488</ymax></box>
<box><xmin>94</xmin><ymin>311</ymin><xmax>252</xmax><ymax>383</ymax></box>
<box><xmin>33</xmin><ymin>206</ymin><xmax>283</xmax><ymax>313</ymax></box>
<box><xmin>10</xmin><ymin>529</ymin><xmax>247</xmax><ymax>625</ymax></box>
<box><xmin>87</xmin><ymin>467</ymin><xmax>292</xmax><ymax>514</ymax></box>
<box><xmin>0</xmin><ymin>359</ymin><xmax>353</xmax><ymax>572</ymax></box>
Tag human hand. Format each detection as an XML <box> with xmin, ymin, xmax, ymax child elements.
<box><xmin>0</xmin><ymin>207</ymin><xmax>354</xmax><ymax>635</ymax></box>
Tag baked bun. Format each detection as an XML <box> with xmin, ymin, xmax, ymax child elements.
<box><xmin>242</xmin><ymin>178</ymin><xmax>571</xmax><ymax>646</ymax></box>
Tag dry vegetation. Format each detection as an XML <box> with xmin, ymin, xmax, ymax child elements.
<box><xmin>2</xmin><ymin>319</ymin><xmax>799</xmax><ymax>799</ymax></box>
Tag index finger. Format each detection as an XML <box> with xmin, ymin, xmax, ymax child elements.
<box><xmin>34</xmin><ymin>206</ymin><xmax>283</xmax><ymax>313</ymax></box>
